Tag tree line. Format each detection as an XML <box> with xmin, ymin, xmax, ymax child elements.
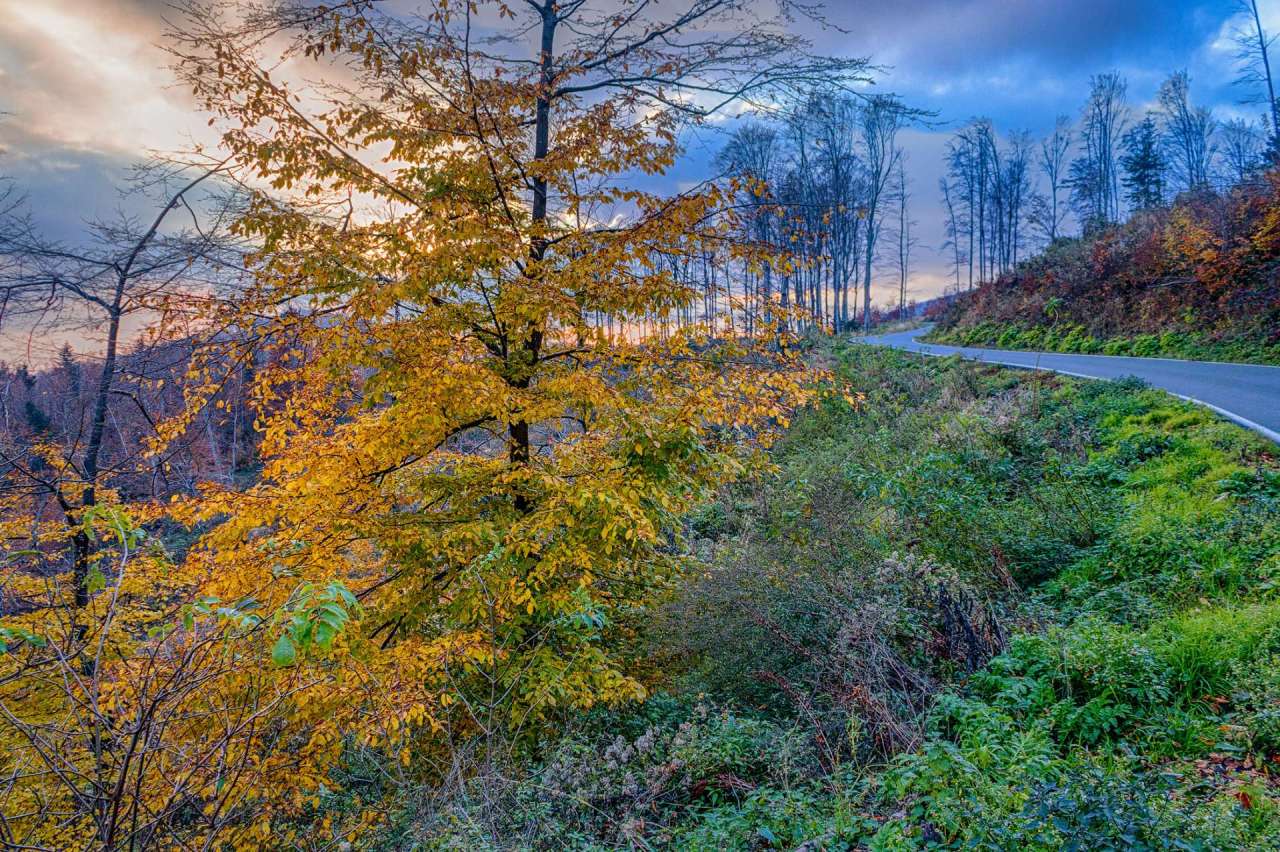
<box><xmin>940</xmin><ymin>0</ymin><xmax>1280</xmax><ymax>293</ymax></box>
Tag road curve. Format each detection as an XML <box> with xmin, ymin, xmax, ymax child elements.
<box><xmin>860</xmin><ymin>325</ymin><xmax>1280</xmax><ymax>445</ymax></box>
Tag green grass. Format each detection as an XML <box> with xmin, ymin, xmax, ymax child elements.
<box><xmin>926</xmin><ymin>320</ymin><xmax>1280</xmax><ymax>366</ymax></box>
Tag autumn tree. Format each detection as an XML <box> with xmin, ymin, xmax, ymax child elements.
<box><xmin>0</xmin><ymin>161</ymin><xmax>281</xmax><ymax>848</ymax></box>
<box><xmin>44</xmin><ymin>0</ymin><xmax>879</xmax><ymax>844</ymax></box>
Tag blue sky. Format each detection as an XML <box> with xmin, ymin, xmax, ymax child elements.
<box><xmin>0</xmin><ymin>0</ymin><xmax>1272</xmax><ymax>321</ymax></box>
<box><xmin>828</xmin><ymin>0</ymin><xmax>1235</xmax><ymax>125</ymax></box>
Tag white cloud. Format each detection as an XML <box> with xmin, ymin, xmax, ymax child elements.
<box><xmin>0</xmin><ymin>0</ymin><xmax>209</xmax><ymax>157</ymax></box>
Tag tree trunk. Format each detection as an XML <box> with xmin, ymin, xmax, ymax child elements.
<box><xmin>511</xmin><ymin>3</ymin><xmax>556</xmax><ymax>512</ymax></box>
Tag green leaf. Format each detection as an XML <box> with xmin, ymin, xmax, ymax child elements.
<box><xmin>85</xmin><ymin>567</ymin><xmax>107</xmax><ymax>595</ymax></box>
<box><xmin>314</xmin><ymin>621</ymin><xmax>337</xmax><ymax>649</ymax></box>
<box><xmin>317</xmin><ymin>602</ymin><xmax>348</xmax><ymax>626</ymax></box>
<box><xmin>271</xmin><ymin>634</ymin><xmax>297</xmax><ymax>667</ymax></box>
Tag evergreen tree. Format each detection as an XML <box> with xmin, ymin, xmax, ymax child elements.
<box><xmin>1121</xmin><ymin>116</ymin><xmax>1167</xmax><ymax>210</ymax></box>
<box><xmin>57</xmin><ymin>343</ymin><xmax>81</xmax><ymax>397</ymax></box>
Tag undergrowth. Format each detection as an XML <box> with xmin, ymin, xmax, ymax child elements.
<box><xmin>350</xmin><ymin>344</ymin><xmax>1280</xmax><ymax>849</ymax></box>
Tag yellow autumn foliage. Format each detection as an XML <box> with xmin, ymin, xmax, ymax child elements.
<box><xmin>0</xmin><ymin>1</ymin><xmax>856</xmax><ymax>846</ymax></box>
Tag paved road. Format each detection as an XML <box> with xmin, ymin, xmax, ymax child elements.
<box><xmin>861</xmin><ymin>325</ymin><xmax>1280</xmax><ymax>444</ymax></box>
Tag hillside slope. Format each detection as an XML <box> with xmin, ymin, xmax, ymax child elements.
<box><xmin>928</xmin><ymin>176</ymin><xmax>1280</xmax><ymax>365</ymax></box>
<box><xmin>362</xmin><ymin>346</ymin><xmax>1280</xmax><ymax>850</ymax></box>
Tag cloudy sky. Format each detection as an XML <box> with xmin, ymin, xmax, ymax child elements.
<box><xmin>0</xmin><ymin>0</ymin><xmax>1272</xmax><ymax>345</ymax></box>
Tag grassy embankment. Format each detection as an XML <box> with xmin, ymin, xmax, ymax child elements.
<box><xmin>924</xmin><ymin>320</ymin><xmax>1280</xmax><ymax>366</ymax></box>
<box><xmin>334</xmin><ymin>342</ymin><xmax>1279</xmax><ymax>850</ymax></box>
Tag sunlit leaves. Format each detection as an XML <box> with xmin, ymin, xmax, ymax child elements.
<box><xmin>0</xmin><ymin>0</ymin><xmax>841</xmax><ymax>846</ymax></box>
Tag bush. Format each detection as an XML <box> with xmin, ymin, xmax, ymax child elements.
<box><xmin>382</xmin><ymin>342</ymin><xmax>1280</xmax><ymax>849</ymax></box>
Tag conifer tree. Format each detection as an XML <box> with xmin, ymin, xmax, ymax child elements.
<box><xmin>1121</xmin><ymin>115</ymin><xmax>1167</xmax><ymax>211</ymax></box>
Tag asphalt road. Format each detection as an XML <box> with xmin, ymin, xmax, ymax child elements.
<box><xmin>861</xmin><ymin>325</ymin><xmax>1280</xmax><ymax>445</ymax></box>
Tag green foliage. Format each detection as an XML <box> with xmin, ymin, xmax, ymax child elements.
<box><xmin>178</xmin><ymin>580</ymin><xmax>361</xmax><ymax>667</ymax></box>
<box><xmin>1153</xmin><ymin>604</ymin><xmax>1280</xmax><ymax>703</ymax></box>
<box><xmin>376</xmin><ymin>344</ymin><xmax>1280</xmax><ymax>849</ymax></box>
<box><xmin>0</xmin><ymin>625</ymin><xmax>46</xmax><ymax>655</ymax></box>
<box><xmin>928</xmin><ymin>321</ymin><xmax>1280</xmax><ymax>366</ymax></box>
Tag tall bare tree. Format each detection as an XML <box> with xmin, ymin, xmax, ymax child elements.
<box><xmin>1069</xmin><ymin>72</ymin><xmax>1129</xmax><ymax>232</ymax></box>
<box><xmin>859</xmin><ymin>95</ymin><xmax>907</xmax><ymax>329</ymax></box>
<box><xmin>891</xmin><ymin>158</ymin><xmax>917</xmax><ymax>317</ymax></box>
<box><xmin>719</xmin><ymin>123</ymin><xmax>783</xmax><ymax>332</ymax></box>
<box><xmin>1035</xmin><ymin>115</ymin><xmax>1072</xmax><ymax>243</ymax></box>
<box><xmin>1233</xmin><ymin>0</ymin><xmax>1280</xmax><ymax>151</ymax></box>
<box><xmin>1220</xmin><ymin>117</ymin><xmax>1265</xmax><ymax>185</ymax></box>
<box><xmin>0</xmin><ymin>162</ymin><xmax>238</xmax><ymax>616</ymax></box>
<box><xmin>808</xmin><ymin>94</ymin><xmax>866</xmax><ymax>330</ymax></box>
<box><xmin>947</xmin><ymin>128</ymin><xmax>981</xmax><ymax>289</ymax></box>
<box><xmin>1158</xmin><ymin>71</ymin><xmax>1216</xmax><ymax>193</ymax></box>
<box><xmin>939</xmin><ymin>175</ymin><xmax>967</xmax><ymax>293</ymax></box>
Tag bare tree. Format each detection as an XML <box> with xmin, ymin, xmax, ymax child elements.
<box><xmin>1036</xmin><ymin>115</ymin><xmax>1072</xmax><ymax>243</ymax></box>
<box><xmin>1220</xmin><ymin>117</ymin><xmax>1266</xmax><ymax>185</ymax></box>
<box><xmin>1069</xmin><ymin>72</ymin><xmax>1129</xmax><ymax>232</ymax></box>
<box><xmin>719</xmin><ymin>123</ymin><xmax>783</xmax><ymax>332</ymax></box>
<box><xmin>947</xmin><ymin>128</ymin><xmax>981</xmax><ymax>289</ymax></box>
<box><xmin>859</xmin><ymin>95</ymin><xmax>907</xmax><ymax>330</ymax></box>
<box><xmin>891</xmin><ymin>158</ymin><xmax>917</xmax><ymax>317</ymax></box>
<box><xmin>0</xmin><ymin>162</ymin><xmax>239</xmax><ymax>620</ymax></box>
<box><xmin>814</xmin><ymin>95</ymin><xmax>865</xmax><ymax>331</ymax></box>
<box><xmin>939</xmin><ymin>176</ymin><xmax>967</xmax><ymax>292</ymax></box>
<box><xmin>1232</xmin><ymin>0</ymin><xmax>1280</xmax><ymax>151</ymax></box>
<box><xmin>1158</xmin><ymin>71</ymin><xmax>1216</xmax><ymax>193</ymax></box>
<box><xmin>720</xmin><ymin>91</ymin><xmax>880</xmax><ymax>334</ymax></box>
<box><xmin>945</xmin><ymin>121</ymin><xmax>1032</xmax><ymax>284</ymax></box>
<box><xmin>996</xmin><ymin>130</ymin><xmax>1033</xmax><ymax>272</ymax></box>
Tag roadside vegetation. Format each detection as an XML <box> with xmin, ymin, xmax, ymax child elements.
<box><xmin>926</xmin><ymin>319</ymin><xmax>1280</xmax><ymax>366</ymax></box>
<box><xmin>928</xmin><ymin>180</ymin><xmax>1280</xmax><ymax>366</ymax></box>
<box><xmin>4</xmin><ymin>2</ymin><xmax>1280</xmax><ymax>847</ymax></box>
<box><xmin>332</xmin><ymin>344</ymin><xmax>1280</xmax><ymax>849</ymax></box>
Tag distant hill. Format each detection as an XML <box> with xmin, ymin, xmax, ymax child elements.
<box><xmin>927</xmin><ymin>174</ymin><xmax>1280</xmax><ymax>365</ymax></box>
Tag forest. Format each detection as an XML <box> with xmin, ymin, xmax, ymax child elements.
<box><xmin>0</xmin><ymin>0</ymin><xmax>1279</xmax><ymax>849</ymax></box>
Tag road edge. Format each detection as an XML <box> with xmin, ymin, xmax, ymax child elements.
<box><xmin>887</xmin><ymin>343</ymin><xmax>1280</xmax><ymax>447</ymax></box>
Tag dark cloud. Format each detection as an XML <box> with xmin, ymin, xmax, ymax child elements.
<box><xmin>0</xmin><ymin>0</ymin><xmax>1263</xmax><ymax>311</ymax></box>
<box><xmin>1</xmin><ymin>129</ymin><xmax>143</xmax><ymax>244</ymax></box>
<box><xmin>822</xmin><ymin>1</ymin><xmax>1216</xmax><ymax>74</ymax></box>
